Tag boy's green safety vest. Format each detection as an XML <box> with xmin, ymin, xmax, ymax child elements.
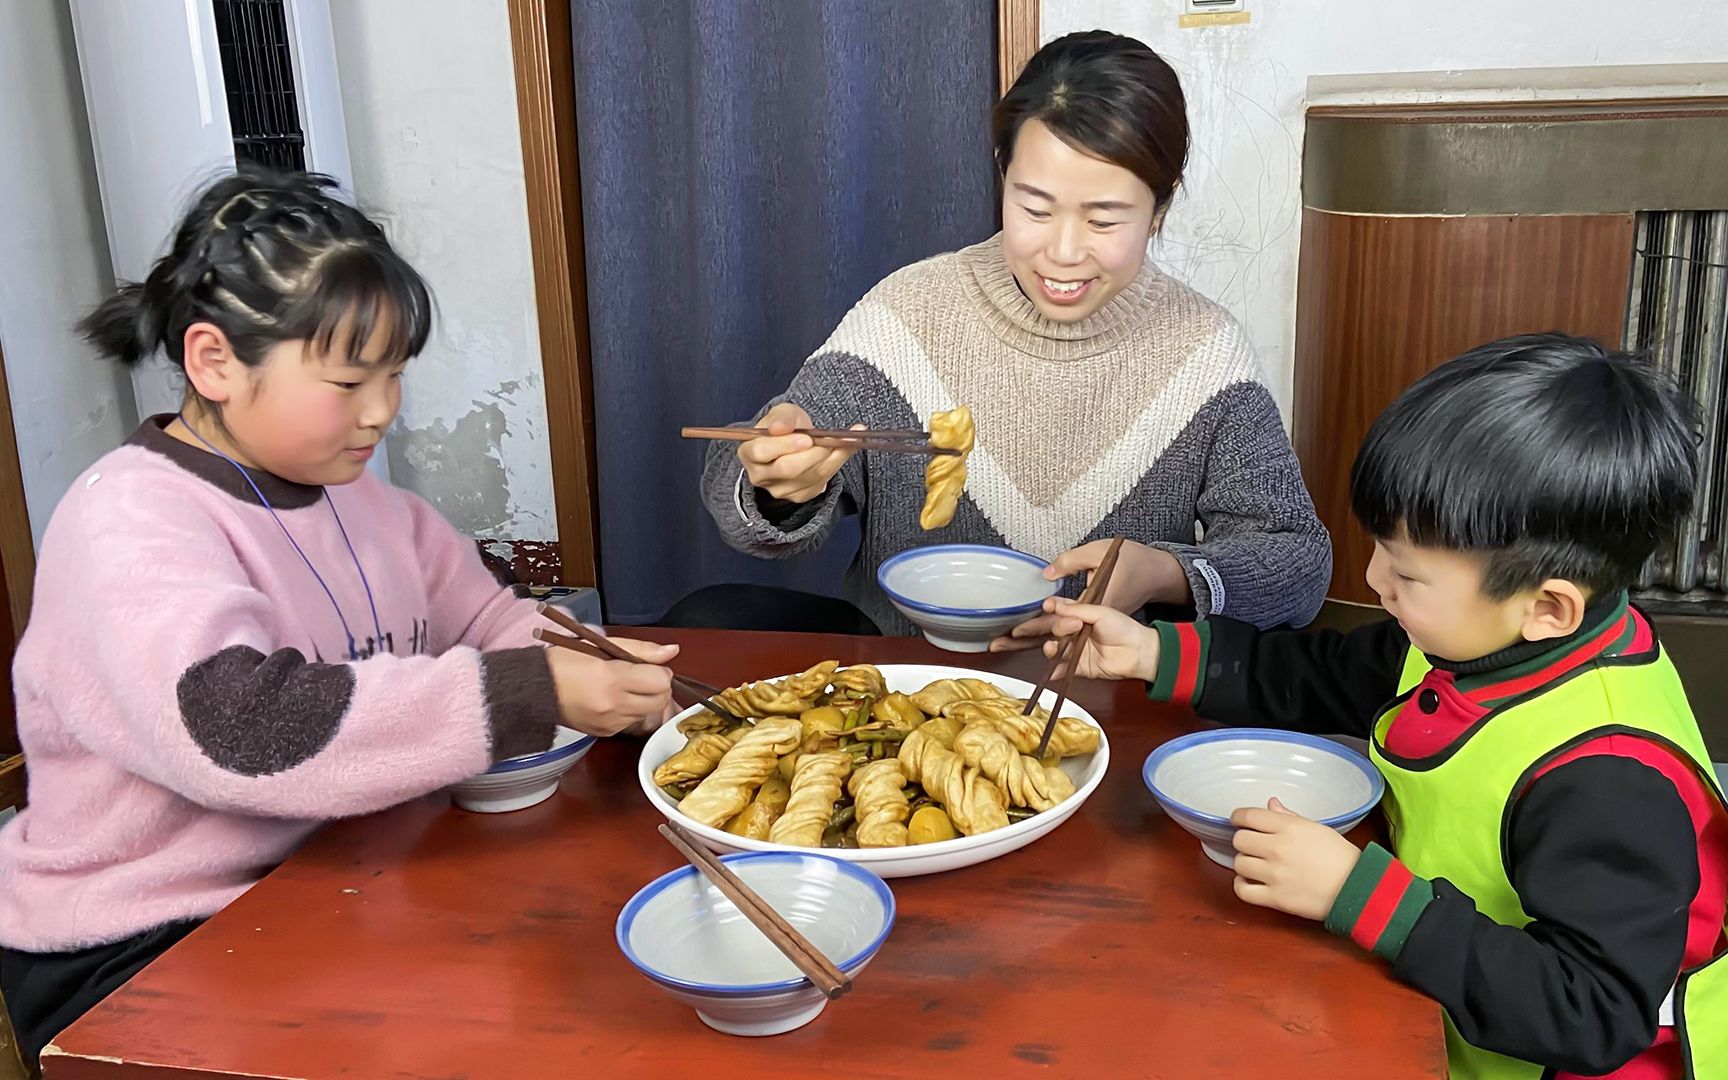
<box><xmin>1371</xmin><ymin>644</ymin><xmax>1726</xmax><ymax>1079</ymax></box>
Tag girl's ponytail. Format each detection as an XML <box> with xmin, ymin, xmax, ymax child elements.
<box><xmin>77</xmin><ymin>280</ymin><xmax>165</xmax><ymax>368</ymax></box>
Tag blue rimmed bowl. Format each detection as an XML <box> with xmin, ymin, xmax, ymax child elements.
<box><xmin>1142</xmin><ymin>729</ymin><xmax>1385</xmax><ymax>867</ymax></box>
<box><xmin>449</xmin><ymin>725</ymin><xmax>596</xmax><ymax>813</ymax></box>
<box><xmin>617</xmin><ymin>851</ymin><xmax>895</xmax><ymax>1036</ymax></box>
<box><xmin>876</xmin><ymin>544</ymin><xmax>1059</xmax><ymax>652</ymax></box>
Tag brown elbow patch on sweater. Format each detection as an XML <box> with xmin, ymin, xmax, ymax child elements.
<box><xmin>481</xmin><ymin>647</ymin><xmax>560</xmax><ymax>762</ymax></box>
<box><xmin>177</xmin><ymin>646</ymin><xmax>355</xmax><ymax>776</ymax></box>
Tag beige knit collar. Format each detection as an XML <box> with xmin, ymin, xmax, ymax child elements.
<box><xmin>959</xmin><ymin>232</ymin><xmax>1162</xmax><ymax>361</ymax></box>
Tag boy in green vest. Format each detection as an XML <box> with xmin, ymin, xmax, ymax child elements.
<box><xmin>1043</xmin><ymin>334</ymin><xmax>1726</xmax><ymax>1079</ymax></box>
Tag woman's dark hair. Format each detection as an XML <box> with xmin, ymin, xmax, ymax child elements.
<box><xmin>1351</xmin><ymin>333</ymin><xmax>1698</xmax><ymax>598</ymax></box>
<box><xmin>78</xmin><ymin>166</ymin><xmax>432</xmax><ymax>372</ymax></box>
<box><xmin>992</xmin><ymin>30</ymin><xmax>1189</xmax><ymax>210</ymax></box>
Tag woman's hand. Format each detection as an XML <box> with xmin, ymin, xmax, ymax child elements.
<box><xmin>737</xmin><ymin>403</ymin><xmax>863</xmax><ymax>504</ymax></box>
<box><xmin>991</xmin><ymin>539</ymin><xmax>1189</xmax><ymax>652</ymax></box>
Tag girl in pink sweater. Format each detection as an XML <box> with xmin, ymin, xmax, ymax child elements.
<box><xmin>0</xmin><ymin>169</ymin><xmax>675</xmax><ymax>1066</ymax></box>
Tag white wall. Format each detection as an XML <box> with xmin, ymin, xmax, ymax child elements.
<box><xmin>1043</xmin><ymin>0</ymin><xmax>1728</xmax><ymax>412</ymax></box>
<box><xmin>70</xmin><ymin>0</ymin><xmax>237</xmax><ymax>421</ymax></box>
<box><xmin>327</xmin><ymin>0</ymin><xmax>555</xmax><ymax>542</ymax></box>
<box><xmin>0</xmin><ymin>0</ymin><xmax>139</xmax><ymax>547</ymax></box>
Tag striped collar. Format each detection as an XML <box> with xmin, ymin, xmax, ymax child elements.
<box><xmin>1381</xmin><ymin>594</ymin><xmax>1653</xmax><ymax>762</ymax></box>
<box><xmin>1431</xmin><ymin>592</ymin><xmax>1644</xmax><ymax>711</ymax></box>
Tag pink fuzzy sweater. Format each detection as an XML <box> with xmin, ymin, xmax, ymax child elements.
<box><xmin>0</xmin><ymin>418</ymin><xmax>560</xmax><ymax>951</ymax></box>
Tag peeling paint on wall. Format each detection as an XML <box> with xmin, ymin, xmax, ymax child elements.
<box><xmin>330</xmin><ymin>0</ymin><xmax>557</xmax><ymax>546</ymax></box>
<box><xmin>388</xmin><ymin>403</ymin><xmax>515</xmax><ymax>534</ymax></box>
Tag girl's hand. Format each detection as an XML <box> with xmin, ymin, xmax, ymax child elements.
<box><xmin>1229</xmin><ymin>799</ymin><xmax>1362</xmax><ymax>921</ymax></box>
<box><xmin>991</xmin><ymin>540</ymin><xmax>1189</xmax><ymax>651</ymax></box>
<box><xmin>545</xmin><ymin>638</ymin><xmax>679</xmax><ymax>737</ymax></box>
<box><xmin>737</xmin><ymin>403</ymin><xmax>863</xmax><ymax>504</ymax></box>
<box><xmin>1032</xmin><ymin>596</ymin><xmax>1162</xmax><ymax>682</ymax></box>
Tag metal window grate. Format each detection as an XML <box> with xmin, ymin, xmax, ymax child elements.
<box><xmin>212</xmin><ymin>0</ymin><xmax>307</xmax><ymax>172</ymax></box>
<box><xmin>1627</xmin><ymin>209</ymin><xmax>1728</xmax><ymax>611</ymax></box>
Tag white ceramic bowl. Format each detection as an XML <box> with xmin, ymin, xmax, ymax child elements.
<box><xmin>639</xmin><ymin>664</ymin><xmax>1108</xmax><ymax>877</ymax></box>
<box><xmin>616</xmin><ymin>851</ymin><xmax>895</xmax><ymax>1036</ymax></box>
<box><xmin>1142</xmin><ymin>729</ymin><xmax>1384</xmax><ymax>867</ymax></box>
<box><xmin>876</xmin><ymin>544</ymin><xmax>1059</xmax><ymax>652</ymax></box>
<box><xmin>450</xmin><ymin>726</ymin><xmax>596</xmax><ymax>813</ymax></box>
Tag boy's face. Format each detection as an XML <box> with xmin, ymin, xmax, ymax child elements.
<box><xmin>1366</xmin><ymin>533</ymin><xmax>1553</xmax><ymax>662</ymax></box>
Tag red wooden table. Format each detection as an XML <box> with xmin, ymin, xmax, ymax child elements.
<box><xmin>44</xmin><ymin>630</ymin><xmax>1443</xmax><ymax>1079</ymax></box>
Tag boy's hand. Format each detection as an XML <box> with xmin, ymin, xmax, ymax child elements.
<box><xmin>1230</xmin><ymin>798</ymin><xmax>1361</xmax><ymax>921</ymax></box>
<box><xmin>545</xmin><ymin>638</ymin><xmax>679</xmax><ymax>737</ymax></box>
<box><xmin>991</xmin><ymin>540</ymin><xmax>1188</xmax><ymax>651</ymax></box>
<box><xmin>1026</xmin><ymin>596</ymin><xmax>1161</xmax><ymax>682</ymax></box>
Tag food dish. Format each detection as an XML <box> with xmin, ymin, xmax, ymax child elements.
<box><xmin>639</xmin><ymin>664</ymin><xmax>1109</xmax><ymax>877</ymax></box>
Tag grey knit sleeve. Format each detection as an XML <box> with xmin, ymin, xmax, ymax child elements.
<box><xmin>699</xmin><ymin>347</ymin><xmax>883</xmax><ymax>560</ymax></box>
<box><xmin>1148</xmin><ymin>381</ymin><xmax>1333</xmax><ymax>629</ymax></box>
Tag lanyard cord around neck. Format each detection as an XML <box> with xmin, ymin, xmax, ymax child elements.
<box><xmin>176</xmin><ymin>415</ymin><xmax>386</xmax><ymax>661</ymax></box>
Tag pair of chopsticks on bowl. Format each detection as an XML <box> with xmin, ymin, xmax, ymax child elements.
<box><xmin>681</xmin><ymin>425</ymin><xmax>960</xmax><ymax>458</ymax></box>
<box><xmin>658</xmin><ymin>822</ymin><xmax>853</xmax><ymax>1000</ymax></box>
<box><xmin>531</xmin><ymin>604</ymin><xmax>743</xmax><ymax>722</ymax></box>
<box><xmin>533</xmin><ymin>612</ymin><xmax>853</xmax><ymax>998</ymax></box>
<box><xmin>1024</xmin><ymin>534</ymin><xmax>1125</xmax><ymax>758</ymax></box>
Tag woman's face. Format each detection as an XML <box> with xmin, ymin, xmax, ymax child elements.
<box><xmin>1000</xmin><ymin>119</ymin><xmax>1162</xmax><ymax>323</ymax></box>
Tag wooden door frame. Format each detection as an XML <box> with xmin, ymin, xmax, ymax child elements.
<box><xmin>506</xmin><ymin>0</ymin><xmax>599</xmax><ymax>588</ymax></box>
<box><xmin>0</xmin><ymin>336</ymin><xmax>36</xmax><ymax>811</ymax></box>
<box><xmin>998</xmin><ymin>0</ymin><xmax>1040</xmax><ymax>97</ymax></box>
<box><xmin>506</xmin><ymin>1</ymin><xmax>1039</xmax><ymax>590</ymax></box>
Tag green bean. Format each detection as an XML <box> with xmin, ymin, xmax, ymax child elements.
<box><xmin>1006</xmin><ymin>807</ymin><xmax>1037</xmax><ymax>823</ymax></box>
<box><xmin>853</xmin><ymin>729</ymin><xmax>907</xmax><ymax>743</ymax></box>
<box><xmin>659</xmin><ymin>782</ymin><xmax>689</xmax><ymax>802</ymax></box>
<box><xmin>830</xmin><ymin>804</ymin><xmax>856</xmax><ymax>830</ymax></box>
<box><xmin>821</xmin><ymin>827</ymin><xmax>845</xmax><ymax>849</ymax></box>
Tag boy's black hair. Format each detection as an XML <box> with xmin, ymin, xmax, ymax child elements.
<box><xmin>1350</xmin><ymin>333</ymin><xmax>1698</xmax><ymax>598</ymax></box>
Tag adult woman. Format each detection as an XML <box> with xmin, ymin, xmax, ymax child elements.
<box><xmin>693</xmin><ymin>30</ymin><xmax>1330</xmax><ymax>640</ymax></box>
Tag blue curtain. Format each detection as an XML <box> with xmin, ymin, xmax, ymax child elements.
<box><xmin>571</xmin><ymin>0</ymin><xmax>998</xmax><ymax>623</ymax></box>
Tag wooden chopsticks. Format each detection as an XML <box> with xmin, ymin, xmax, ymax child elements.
<box><xmin>658</xmin><ymin>822</ymin><xmax>852</xmax><ymax>1000</ymax></box>
<box><xmin>681</xmin><ymin>425</ymin><xmax>961</xmax><ymax>457</ymax></box>
<box><xmin>1025</xmin><ymin>534</ymin><xmax>1125</xmax><ymax>758</ymax></box>
<box><xmin>532</xmin><ymin>603</ymin><xmax>742</xmax><ymax>721</ymax></box>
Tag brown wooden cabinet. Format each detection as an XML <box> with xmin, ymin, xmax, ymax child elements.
<box><xmin>1293</xmin><ymin>99</ymin><xmax>1728</xmax><ymax>604</ymax></box>
<box><xmin>1294</xmin><ymin>210</ymin><xmax>1634</xmax><ymax>603</ymax></box>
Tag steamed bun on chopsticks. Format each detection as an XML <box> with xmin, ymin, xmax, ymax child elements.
<box><xmin>920</xmin><ymin>406</ymin><xmax>974</xmax><ymax>530</ymax></box>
